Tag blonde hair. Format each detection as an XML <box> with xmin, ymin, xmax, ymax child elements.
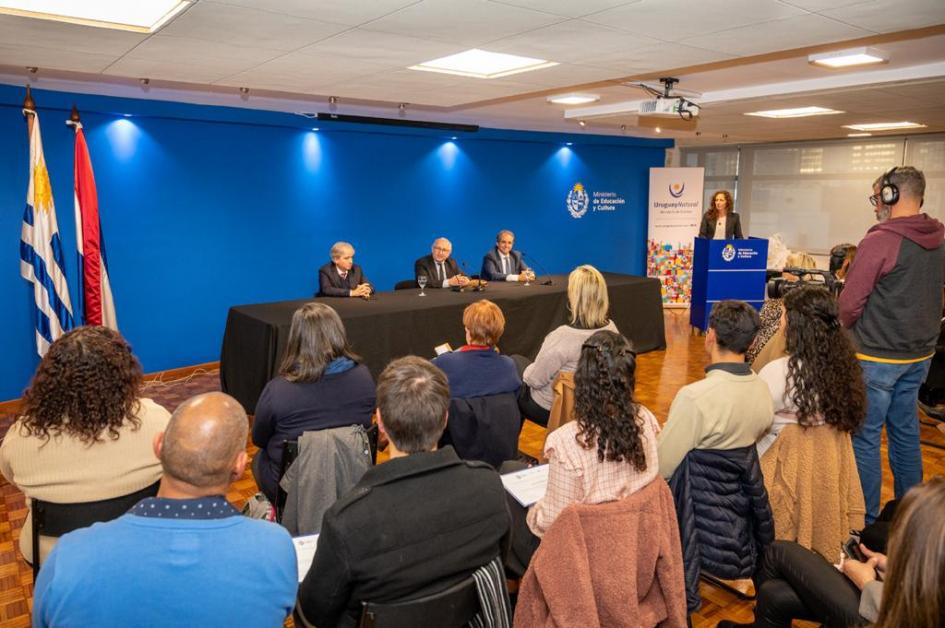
<box><xmin>785</xmin><ymin>252</ymin><xmax>819</xmax><ymax>281</ymax></box>
<box><xmin>463</xmin><ymin>300</ymin><xmax>505</xmax><ymax>346</ymax></box>
<box><xmin>568</xmin><ymin>265</ymin><xmax>610</xmax><ymax>329</ymax></box>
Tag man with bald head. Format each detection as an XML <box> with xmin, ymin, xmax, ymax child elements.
<box><xmin>33</xmin><ymin>392</ymin><xmax>298</xmax><ymax>627</ymax></box>
<box><xmin>414</xmin><ymin>237</ymin><xmax>469</xmax><ymax>288</ymax></box>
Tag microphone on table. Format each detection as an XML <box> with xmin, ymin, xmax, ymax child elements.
<box><xmin>459</xmin><ymin>261</ymin><xmax>482</xmax><ymax>291</ymax></box>
<box><xmin>520</xmin><ymin>252</ymin><xmax>554</xmax><ymax>285</ymax></box>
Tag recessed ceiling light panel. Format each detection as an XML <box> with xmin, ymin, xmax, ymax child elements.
<box><xmin>0</xmin><ymin>0</ymin><xmax>190</xmax><ymax>32</ymax></box>
<box><xmin>847</xmin><ymin>133</ymin><xmax>872</xmax><ymax>137</ymax></box>
<box><xmin>809</xmin><ymin>46</ymin><xmax>889</xmax><ymax>69</ymax></box>
<box><xmin>547</xmin><ymin>94</ymin><xmax>600</xmax><ymax>105</ymax></box>
<box><xmin>843</xmin><ymin>121</ymin><xmax>927</xmax><ymax>131</ymax></box>
<box><xmin>745</xmin><ymin>106</ymin><xmax>844</xmax><ymax>119</ymax></box>
<box><xmin>409</xmin><ymin>49</ymin><xmax>558</xmax><ymax>79</ymax></box>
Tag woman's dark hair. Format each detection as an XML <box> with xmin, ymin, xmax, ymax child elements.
<box><xmin>573</xmin><ymin>330</ymin><xmax>647</xmax><ymax>471</ymax></box>
<box><xmin>279</xmin><ymin>303</ymin><xmax>359</xmax><ymax>382</ymax></box>
<box><xmin>20</xmin><ymin>326</ymin><xmax>142</xmax><ymax>444</ymax></box>
<box><xmin>875</xmin><ymin>477</ymin><xmax>945</xmax><ymax>628</ymax></box>
<box><xmin>783</xmin><ymin>286</ymin><xmax>865</xmax><ymax>432</ymax></box>
<box><xmin>705</xmin><ymin>189</ymin><xmax>734</xmax><ymax>223</ymax></box>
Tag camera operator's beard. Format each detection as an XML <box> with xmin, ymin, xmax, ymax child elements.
<box><xmin>876</xmin><ymin>205</ymin><xmax>892</xmax><ymax>222</ymax></box>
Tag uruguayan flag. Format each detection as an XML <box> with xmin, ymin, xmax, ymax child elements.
<box><xmin>20</xmin><ymin>109</ymin><xmax>74</xmax><ymax>356</ymax></box>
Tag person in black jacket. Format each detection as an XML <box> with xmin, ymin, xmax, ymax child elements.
<box><xmin>317</xmin><ymin>241</ymin><xmax>372</xmax><ymax>298</ymax></box>
<box><xmin>414</xmin><ymin>237</ymin><xmax>469</xmax><ymax>288</ymax></box>
<box><xmin>295</xmin><ymin>356</ymin><xmax>511</xmax><ymax>628</ymax></box>
<box><xmin>698</xmin><ymin>189</ymin><xmax>744</xmax><ymax>239</ymax></box>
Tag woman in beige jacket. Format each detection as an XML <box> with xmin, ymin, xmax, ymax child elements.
<box><xmin>0</xmin><ymin>327</ymin><xmax>170</xmax><ymax>564</ymax></box>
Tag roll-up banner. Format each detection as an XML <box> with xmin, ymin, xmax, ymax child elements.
<box><xmin>646</xmin><ymin>167</ymin><xmax>704</xmax><ymax>307</ymax></box>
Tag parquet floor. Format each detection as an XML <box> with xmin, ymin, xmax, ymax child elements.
<box><xmin>2</xmin><ymin>309</ymin><xmax>944</xmax><ymax>627</ymax></box>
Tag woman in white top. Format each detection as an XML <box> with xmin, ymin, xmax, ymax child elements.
<box><xmin>0</xmin><ymin>327</ymin><xmax>169</xmax><ymax>564</ymax></box>
<box><xmin>518</xmin><ymin>265</ymin><xmax>617</xmax><ymax>426</ymax></box>
<box><xmin>698</xmin><ymin>189</ymin><xmax>744</xmax><ymax>240</ymax></box>
<box><xmin>756</xmin><ymin>285</ymin><xmax>866</xmax><ymax>455</ymax></box>
<box><xmin>527</xmin><ymin>330</ymin><xmax>660</xmax><ymax>536</ymax></box>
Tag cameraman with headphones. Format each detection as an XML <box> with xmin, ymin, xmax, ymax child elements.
<box><xmin>839</xmin><ymin>166</ymin><xmax>944</xmax><ymax>525</ymax></box>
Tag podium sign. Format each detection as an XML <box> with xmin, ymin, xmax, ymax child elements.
<box><xmin>690</xmin><ymin>237</ymin><xmax>769</xmax><ymax>331</ymax></box>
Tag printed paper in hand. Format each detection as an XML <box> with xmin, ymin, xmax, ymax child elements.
<box><xmin>293</xmin><ymin>534</ymin><xmax>319</xmax><ymax>582</ymax></box>
<box><xmin>501</xmin><ymin>464</ymin><xmax>549</xmax><ymax>507</ymax></box>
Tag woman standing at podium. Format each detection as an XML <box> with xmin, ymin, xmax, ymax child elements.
<box><xmin>699</xmin><ymin>189</ymin><xmax>744</xmax><ymax>239</ymax></box>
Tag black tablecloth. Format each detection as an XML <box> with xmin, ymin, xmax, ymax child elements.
<box><xmin>220</xmin><ymin>273</ymin><xmax>665</xmax><ymax>411</ymax></box>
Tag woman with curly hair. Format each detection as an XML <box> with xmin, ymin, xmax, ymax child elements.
<box><xmin>526</xmin><ymin>329</ymin><xmax>660</xmax><ymax>537</ymax></box>
<box><xmin>698</xmin><ymin>189</ymin><xmax>743</xmax><ymax>240</ymax></box>
<box><xmin>756</xmin><ymin>285</ymin><xmax>867</xmax><ymax>560</ymax></box>
<box><xmin>0</xmin><ymin>326</ymin><xmax>170</xmax><ymax>564</ymax></box>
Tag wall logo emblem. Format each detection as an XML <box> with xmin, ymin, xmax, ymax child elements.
<box><xmin>721</xmin><ymin>244</ymin><xmax>736</xmax><ymax>262</ymax></box>
<box><xmin>566</xmin><ymin>183</ymin><xmax>589</xmax><ymax>219</ymax></box>
<box><xmin>668</xmin><ymin>182</ymin><xmax>685</xmax><ymax>198</ymax></box>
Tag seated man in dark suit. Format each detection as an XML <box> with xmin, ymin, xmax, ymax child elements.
<box><xmin>414</xmin><ymin>237</ymin><xmax>469</xmax><ymax>288</ymax></box>
<box><xmin>481</xmin><ymin>229</ymin><xmax>529</xmax><ymax>282</ymax></box>
<box><xmin>317</xmin><ymin>241</ymin><xmax>372</xmax><ymax>298</ymax></box>
<box><xmin>295</xmin><ymin>356</ymin><xmax>511</xmax><ymax>628</ymax></box>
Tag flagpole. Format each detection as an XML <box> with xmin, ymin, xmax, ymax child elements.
<box><xmin>68</xmin><ymin>104</ymin><xmax>85</xmax><ymax>326</ymax></box>
<box><xmin>23</xmin><ymin>84</ymin><xmax>35</xmax><ymax>135</ymax></box>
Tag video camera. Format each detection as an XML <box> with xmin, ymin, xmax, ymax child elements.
<box><xmin>767</xmin><ymin>267</ymin><xmax>844</xmax><ymax>299</ymax></box>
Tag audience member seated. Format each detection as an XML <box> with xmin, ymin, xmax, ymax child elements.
<box><xmin>0</xmin><ymin>326</ymin><xmax>170</xmax><ymax>565</ymax></box>
<box><xmin>514</xmin><ymin>479</ymin><xmax>688</xmax><ymax>628</ymax></box>
<box><xmin>756</xmin><ymin>286</ymin><xmax>866</xmax><ymax>561</ymax></box>
<box><xmin>508</xmin><ymin>330</ymin><xmax>661</xmax><ymax>574</ymax></box>
<box><xmin>518</xmin><ymin>265</ymin><xmax>617</xmax><ymax>426</ymax></box>
<box><xmin>317</xmin><ymin>241</ymin><xmax>372</xmax><ymax>298</ymax></box>
<box><xmin>252</xmin><ymin>303</ymin><xmax>375</xmax><ymax>503</ymax></box>
<box><xmin>718</xmin><ymin>476</ymin><xmax>945</xmax><ymax>628</ymax></box>
<box><xmin>658</xmin><ymin>300</ymin><xmax>773</xmax><ymax>481</ymax></box>
<box><xmin>657</xmin><ymin>301</ymin><xmax>775</xmax><ymax>612</ymax></box>
<box><xmin>32</xmin><ymin>392</ymin><xmax>297</xmax><ymax>627</ymax></box>
<box><xmin>295</xmin><ymin>356</ymin><xmax>511</xmax><ymax>628</ymax></box>
<box><xmin>414</xmin><ymin>237</ymin><xmax>469</xmax><ymax>289</ymax></box>
<box><xmin>480</xmin><ymin>229</ymin><xmax>528</xmax><ymax>282</ymax></box>
<box><xmin>432</xmin><ymin>299</ymin><xmax>520</xmax><ymax>399</ymax></box>
<box><xmin>746</xmin><ymin>252</ymin><xmax>818</xmax><ymax>366</ymax></box>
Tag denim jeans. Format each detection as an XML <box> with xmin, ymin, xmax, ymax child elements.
<box><xmin>852</xmin><ymin>358</ymin><xmax>931</xmax><ymax>523</ymax></box>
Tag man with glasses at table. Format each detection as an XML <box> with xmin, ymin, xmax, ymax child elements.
<box><xmin>839</xmin><ymin>166</ymin><xmax>944</xmax><ymax>523</ymax></box>
<box><xmin>414</xmin><ymin>237</ymin><xmax>469</xmax><ymax>289</ymax></box>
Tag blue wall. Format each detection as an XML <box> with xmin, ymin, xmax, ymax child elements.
<box><xmin>0</xmin><ymin>84</ymin><xmax>669</xmax><ymax>401</ymax></box>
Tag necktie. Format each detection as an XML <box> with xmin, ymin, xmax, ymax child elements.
<box><xmin>503</xmin><ymin>256</ymin><xmax>509</xmax><ymax>275</ymax></box>
<box><xmin>437</xmin><ymin>262</ymin><xmax>444</xmax><ymax>283</ymax></box>
<box><xmin>341</xmin><ymin>271</ymin><xmax>348</xmax><ymax>283</ymax></box>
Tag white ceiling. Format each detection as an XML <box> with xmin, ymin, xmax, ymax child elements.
<box><xmin>0</xmin><ymin>0</ymin><xmax>943</xmax><ymax>144</ymax></box>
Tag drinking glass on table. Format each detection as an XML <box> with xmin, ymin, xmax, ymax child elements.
<box><xmin>417</xmin><ymin>275</ymin><xmax>428</xmax><ymax>297</ymax></box>
<box><xmin>523</xmin><ymin>266</ymin><xmax>535</xmax><ymax>286</ymax></box>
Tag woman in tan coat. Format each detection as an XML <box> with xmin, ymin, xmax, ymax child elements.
<box><xmin>0</xmin><ymin>327</ymin><xmax>169</xmax><ymax>564</ymax></box>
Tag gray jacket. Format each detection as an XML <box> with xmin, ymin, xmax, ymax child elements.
<box><xmin>279</xmin><ymin>425</ymin><xmax>373</xmax><ymax>536</ymax></box>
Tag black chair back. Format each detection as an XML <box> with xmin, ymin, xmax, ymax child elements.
<box><xmin>358</xmin><ymin>576</ymin><xmax>480</xmax><ymax>628</ymax></box>
<box><xmin>32</xmin><ymin>480</ymin><xmax>160</xmax><ymax>579</ymax></box>
<box><xmin>393</xmin><ymin>279</ymin><xmax>416</xmax><ymax>290</ymax></box>
<box><xmin>275</xmin><ymin>438</ymin><xmax>301</xmax><ymax>522</ymax></box>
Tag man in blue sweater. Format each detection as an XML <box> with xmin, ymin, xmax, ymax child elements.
<box><xmin>33</xmin><ymin>392</ymin><xmax>298</xmax><ymax>628</ymax></box>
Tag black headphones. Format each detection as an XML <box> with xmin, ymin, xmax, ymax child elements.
<box><xmin>880</xmin><ymin>166</ymin><xmax>899</xmax><ymax>206</ymax></box>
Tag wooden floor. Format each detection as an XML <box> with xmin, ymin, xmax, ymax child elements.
<box><xmin>2</xmin><ymin>308</ymin><xmax>944</xmax><ymax>627</ymax></box>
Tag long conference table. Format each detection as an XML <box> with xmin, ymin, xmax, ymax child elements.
<box><xmin>220</xmin><ymin>273</ymin><xmax>666</xmax><ymax>412</ymax></box>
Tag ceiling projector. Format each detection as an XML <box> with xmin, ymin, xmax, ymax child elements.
<box><xmin>639</xmin><ymin>97</ymin><xmax>700</xmax><ymax>119</ymax></box>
